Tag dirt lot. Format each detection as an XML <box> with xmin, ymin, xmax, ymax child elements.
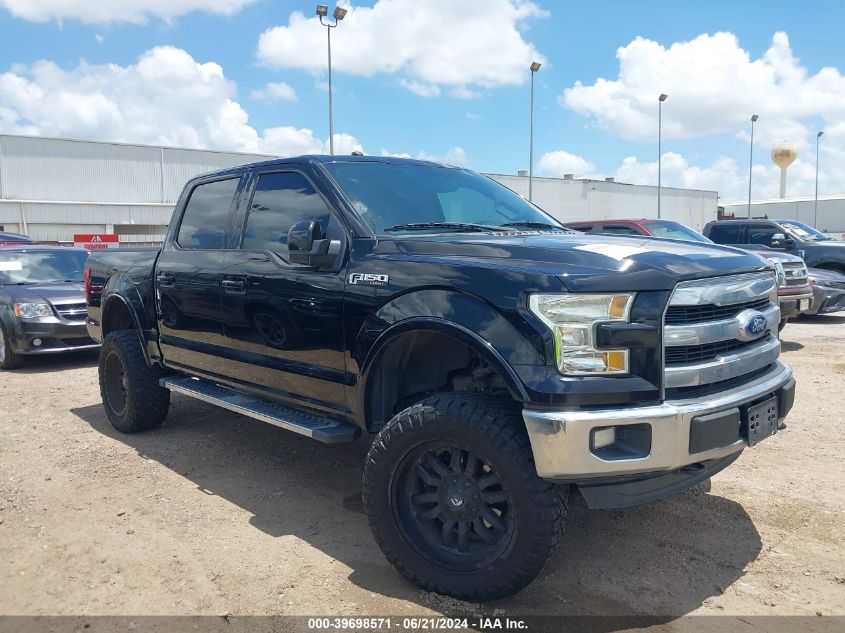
<box><xmin>1</xmin><ymin>317</ymin><xmax>843</xmax><ymax>618</ymax></box>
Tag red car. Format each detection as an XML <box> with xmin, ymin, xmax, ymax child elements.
<box><xmin>563</xmin><ymin>219</ymin><xmax>713</xmax><ymax>243</ymax></box>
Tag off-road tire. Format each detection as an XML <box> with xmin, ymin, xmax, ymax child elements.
<box><xmin>362</xmin><ymin>393</ymin><xmax>566</xmax><ymax>601</ymax></box>
<box><xmin>99</xmin><ymin>330</ymin><xmax>170</xmax><ymax>433</ymax></box>
<box><xmin>0</xmin><ymin>321</ymin><xmax>24</xmax><ymax>370</ymax></box>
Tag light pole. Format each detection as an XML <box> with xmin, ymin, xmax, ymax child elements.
<box><xmin>528</xmin><ymin>61</ymin><xmax>541</xmax><ymax>203</ymax></box>
<box><xmin>747</xmin><ymin>114</ymin><xmax>758</xmax><ymax>218</ymax></box>
<box><xmin>317</xmin><ymin>4</ymin><xmax>346</xmax><ymax>155</ymax></box>
<box><xmin>815</xmin><ymin>130</ymin><xmax>824</xmax><ymax>228</ymax></box>
<box><xmin>657</xmin><ymin>93</ymin><xmax>668</xmax><ymax>218</ymax></box>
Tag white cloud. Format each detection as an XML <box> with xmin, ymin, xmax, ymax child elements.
<box><xmin>0</xmin><ymin>46</ymin><xmax>362</xmax><ymax>158</ymax></box>
<box><xmin>0</xmin><ymin>0</ymin><xmax>256</xmax><ymax>24</ymax></box>
<box><xmin>612</xmin><ymin>152</ymin><xmax>826</xmax><ymax>202</ymax></box>
<box><xmin>328</xmin><ymin>133</ymin><xmax>364</xmax><ymax>156</ymax></box>
<box><xmin>562</xmin><ymin>30</ymin><xmax>845</xmax><ymax>197</ymax></box>
<box><xmin>538</xmin><ymin>150</ymin><xmax>594</xmax><ymax>177</ymax></box>
<box><xmin>257</xmin><ymin>0</ymin><xmax>548</xmax><ymax>97</ymax></box>
<box><xmin>562</xmin><ymin>32</ymin><xmax>845</xmax><ymax>145</ymax></box>
<box><xmin>381</xmin><ymin>146</ymin><xmax>468</xmax><ymax>166</ymax></box>
<box><xmin>250</xmin><ymin>81</ymin><xmax>297</xmax><ymax>101</ymax></box>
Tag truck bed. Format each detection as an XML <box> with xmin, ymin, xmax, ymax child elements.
<box><xmin>85</xmin><ymin>247</ymin><xmax>160</xmax><ymax>344</ymax></box>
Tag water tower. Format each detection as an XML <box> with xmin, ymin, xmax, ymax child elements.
<box><xmin>771</xmin><ymin>141</ymin><xmax>797</xmax><ymax>199</ymax></box>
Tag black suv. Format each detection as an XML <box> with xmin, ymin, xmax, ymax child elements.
<box><xmin>704</xmin><ymin>219</ymin><xmax>845</xmax><ymax>273</ymax></box>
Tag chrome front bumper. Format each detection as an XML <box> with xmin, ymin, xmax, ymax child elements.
<box><xmin>523</xmin><ymin>361</ymin><xmax>794</xmax><ymax>480</ymax></box>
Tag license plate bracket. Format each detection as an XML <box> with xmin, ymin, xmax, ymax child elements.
<box><xmin>743</xmin><ymin>396</ymin><xmax>778</xmax><ymax>446</ymax></box>
<box><xmin>800</xmin><ymin>298</ymin><xmax>810</xmax><ymax>311</ymax></box>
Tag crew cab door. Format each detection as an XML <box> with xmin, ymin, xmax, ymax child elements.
<box><xmin>155</xmin><ymin>174</ymin><xmax>244</xmax><ymax>375</ymax></box>
<box><xmin>218</xmin><ymin>169</ymin><xmax>349</xmax><ymax>415</ymax></box>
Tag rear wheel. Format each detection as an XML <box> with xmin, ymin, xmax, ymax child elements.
<box><xmin>0</xmin><ymin>321</ymin><xmax>24</xmax><ymax>370</ymax></box>
<box><xmin>99</xmin><ymin>330</ymin><xmax>170</xmax><ymax>433</ymax></box>
<box><xmin>363</xmin><ymin>394</ymin><xmax>566</xmax><ymax>601</ymax></box>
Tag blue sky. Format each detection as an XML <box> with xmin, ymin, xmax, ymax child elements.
<box><xmin>0</xmin><ymin>0</ymin><xmax>843</xmax><ymax>201</ymax></box>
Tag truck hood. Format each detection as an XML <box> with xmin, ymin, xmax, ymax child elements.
<box><xmin>4</xmin><ymin>282</ymin><xmax>85</xmax><ymax>305</ymax></box>
<box><xmin>394</xmin><ymin>233</ymin><xmax>768</xmax><ymax>292</ymax></box>
<box><xmin>743</xmin><ymin>248</ymin><xmax>804</xmax><ymax>264</ymax></box>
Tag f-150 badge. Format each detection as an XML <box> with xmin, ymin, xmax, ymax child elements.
<box><xmin>348</xmin><ymin>273</ymin><xmax>389</xmax><ymax>286</ymax></box>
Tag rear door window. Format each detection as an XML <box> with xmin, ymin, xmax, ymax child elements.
<box><xmin>707</xmin><ymin>224</ymin><xmax>743</xmax><ymax>244</ymax></box>
<box><xmin>177</xmin><ymin>178</ymin><xmax>240</xmax><ymax>249</ymax></box>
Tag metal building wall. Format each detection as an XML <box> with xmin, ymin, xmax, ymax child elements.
<box><xmin>0</xmin><ymin>134</ymin><xmax>274</xmax><ymax>242</ymax></box>
<box><xmin>488</xmin><ymin>174</ymin><xmax>718</xmax><ymax>233</ymax></box>
<box><xmin>0</xmin><ymin>134</ymin><xmax>273</xmax><ymax>204</ymax></box>
<box><xmin>721</xmin><ymin>197</ymin><xmax>845</xmax><ymax>234</ymax></box>
<box><xmin>0</xmin><ymin>133</ymin><xmax>721</xmax><ymax>242</ymax></box>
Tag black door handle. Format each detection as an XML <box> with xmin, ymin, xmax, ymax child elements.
<box><xmin>156</xmin><ymin>272</ymin><xmax>175</xmax><ymax>287</ymax></box>
<box><xmin>222</xmin><ymin>279</ymin><xmax>246</xmax><ymax>293</ymax></box>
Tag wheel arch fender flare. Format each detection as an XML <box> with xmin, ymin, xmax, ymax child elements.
<box><xmin>359</xmin><ymin>316</ymin><xmax>531</xmax><ymax>412</ymax></box>
<box><xmin>100</xmin><ymin>274</ymin><xmax>152</xmax><ymax>364</ymax></box>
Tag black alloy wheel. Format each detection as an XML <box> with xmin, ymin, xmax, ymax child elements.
<box><xmin>395</xmin><ymin>443</ymin><xmax>514</xmax><ymax>571</ymax></box>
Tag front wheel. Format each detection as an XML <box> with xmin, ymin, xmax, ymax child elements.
<box><xmin>363</xmin><ymin>394</ymin><xmax>566</xmax><ymax>601</ymax></box>
<box><xmin>0</xmin><ymin>321</ymin><xmax>24</xmax><ymax>370</ymax></box>
<box><xmin>99</xmin><ymin>330</ymin><xmax>170</xmax><ymax>433</ymax></box>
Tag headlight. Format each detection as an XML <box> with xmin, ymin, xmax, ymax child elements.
<box><xmin>14</xmin><ymin>302</ymin><xmax>53</xmax><ymax>319</ymax></box>
<box><xmin>529</xmin><ymin>293</ymin><xmax>634</xmax><ymax>375</ymax></box>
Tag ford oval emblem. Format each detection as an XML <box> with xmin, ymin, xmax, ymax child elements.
<box><xmin>744</xmin><ymin>313</ymin><xmax>768</xmax><ymax>337</ymax></box>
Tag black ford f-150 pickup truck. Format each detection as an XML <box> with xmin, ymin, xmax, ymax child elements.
<box><xmin>86</xmin><ymin>156</ymin><xmax>796</xmax><ymax>601</ymax></box>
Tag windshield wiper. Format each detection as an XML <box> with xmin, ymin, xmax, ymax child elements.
<box><xmin>498</xmin><ymin>221</ymin><xmax>568</xmax><ymax>232</ymax></box>
<box><xmin>383</xmin><ymin>222</ymin><xmax>501</xmax><ymax>233</ymax></box>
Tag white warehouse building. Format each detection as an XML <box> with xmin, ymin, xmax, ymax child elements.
<box><xmin>721</xmin><ymin>196</ymin><xmax>845</xmax><ymax>236</ymax></box>
<box><xmin>0</xmin><ymin>134</ymin><xmax>274</xmax><ymax>244</ymax></box>
<box><xmin>487</xmin><ymin>173</ymin><xmax>717</xmax><ymax>232</ymax></box>
<box><xmin>0</xmin><ymin>134</ymin><xmax>719</xmax><ymax>243</ymax></box>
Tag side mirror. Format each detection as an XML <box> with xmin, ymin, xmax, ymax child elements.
<box><xmin>771</xmin><ymin>232</ymin><xmax>795</xmax><ymax>249</ymax></box>
<box><xmin>288</xmin><ymin>219</ymin><xmax>341</xmax><ymax>268</ymax></box>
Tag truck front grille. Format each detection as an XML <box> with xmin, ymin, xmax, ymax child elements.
<box><xmin>53</xmin><ymin>302</ymin><xmax>88</xmax><ymax>322</ymax></box>
<box><xmin>665</xmin><ymin>297</ymin><xmax>769</xmax><ymax>325</ymax></box>
<box><xmin>663</xmin><ymin>272</ymin><xmax>780</xmax><ymax>394</ymax></box>
<box><xmin>782</xmin><ymin>261</ymin><xmax>809</xmax><ymax>286</ymax></box>
<box><xmin>665</xmin><ymin>336</ymin><xmax>768</xmax><ymax>365</ymax></box>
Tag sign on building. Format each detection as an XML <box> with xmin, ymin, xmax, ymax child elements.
<box><xmin>74</xmin><ymin>234</ymin><xmax>119</xmax><ymax>250</ymax></box>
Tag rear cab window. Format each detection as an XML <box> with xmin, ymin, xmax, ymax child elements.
<box><xmin>176</xmin><ymin>177</ymin><xmax>241</xmax><ymax>250</ymax></box>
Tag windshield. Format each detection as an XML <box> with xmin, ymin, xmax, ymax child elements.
<box><xmin>0</xmin><ymin>250</ymin><xmax>88</xmax><ymax>285</ymax></box>
<box><xmin>641</xmin><ymin>221</ymin><xmax>712</xmax><ymax>243</ymax></box>
<box><xmin>324</xmin><ymin>162</ymin><xmax>566</xmax><ymax>235</ymax></box>
<box><xmin>778</xmin><ymin>220</ymin><xmax>831</xmax><ymax>241</ymax></box>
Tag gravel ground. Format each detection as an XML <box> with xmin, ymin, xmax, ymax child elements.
<box><xmin>0</xmin><ymin>316</ymin><xmax>843</xmax><ymax>618</ymax></box>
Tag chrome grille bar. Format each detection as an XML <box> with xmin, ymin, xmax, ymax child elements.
<box><xmin>664</xmin><ymin>271</ymin><xmax>779</xmax><ymax>393</ymax></box>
